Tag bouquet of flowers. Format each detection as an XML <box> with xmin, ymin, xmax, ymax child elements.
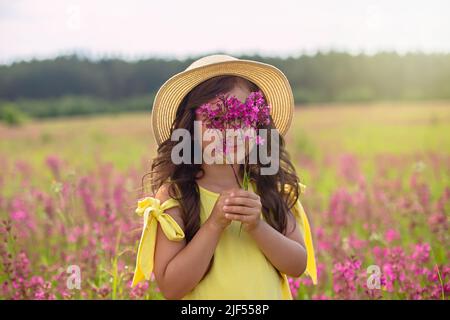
<box><xmin>196</xmin><ymin>90</ymin><xmax>271</xmax><ymax>235</ymax></box>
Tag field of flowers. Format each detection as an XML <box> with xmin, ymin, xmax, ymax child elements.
<box><xmin>0</xmin><ymin>101</ymin><xmax>448</xmax><ymax>300</ymax></box>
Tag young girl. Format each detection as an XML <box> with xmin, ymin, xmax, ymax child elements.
<box><xmin>131</xmin><ymin>55</ymin><xmax>317</xmax><ymax>299</ymax></box>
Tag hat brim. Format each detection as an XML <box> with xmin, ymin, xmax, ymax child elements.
<box><xmin>151</xmin><ymin>59</ymin><xmax>294</xmax><ymax>146</ymax></box>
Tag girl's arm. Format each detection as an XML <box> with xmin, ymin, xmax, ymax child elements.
<box><xmin>223</xmin><ymin>189</ymin><xmax>307</xmax><ymax>277</ymax></box>
<box><xmin>152</xmin><ymin>185</ymin><xmax>229</xmax><ymax>300</ymax></box>
<box><xmin>246</xmin><ymin>213</ymin><xmax>307</xmax><ymax>277</ymax></box>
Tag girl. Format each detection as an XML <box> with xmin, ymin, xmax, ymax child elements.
<box><xmin>131</xmin><ymin>54</ymin><xmax>317</xmax><ymax>299</ymax></box>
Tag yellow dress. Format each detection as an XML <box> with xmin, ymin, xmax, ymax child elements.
<box><xmin>131</xmin><ymin>182</ymin><xmax>317</xmax><ymax>299</ymax></box>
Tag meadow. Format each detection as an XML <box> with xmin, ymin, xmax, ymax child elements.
<box><xmin>0</xmin><ymin>100</ymin><xmax>448</xmax><ymax>299</ymax></box>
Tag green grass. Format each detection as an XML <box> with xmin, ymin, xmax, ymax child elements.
<box><xmin>0</xmin><ymin>100</ymin><xmax>448</xmax><ymax>299</ymax></box>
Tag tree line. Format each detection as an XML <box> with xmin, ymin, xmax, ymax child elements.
<box><xmin>0</xmin><ymin>51</ymin><xmax>449</xmax><ymax>121</ymax></box>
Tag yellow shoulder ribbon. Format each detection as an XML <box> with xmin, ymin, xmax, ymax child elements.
<box><xmin>285</xmin><ymin>183</ymin><xmax>318</xmax><ymax>285</ymax></box>
<box><xmin>131</xmin><ymin>197</ymin><xmax>185</xmax><ymax>287</ymax></box>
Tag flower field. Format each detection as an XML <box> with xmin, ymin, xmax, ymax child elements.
<box><xmin>0</xmin><ymin>101</ymin><xmax>449</xmax><ymax>299</ymax></box>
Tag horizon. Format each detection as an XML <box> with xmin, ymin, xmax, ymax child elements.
<box><xmin>2</xmin><ymin>49</ymin><xmax>450</xmax><ymax>67</ymax></box>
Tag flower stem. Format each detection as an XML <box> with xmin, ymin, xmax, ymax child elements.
<box><xmin>238</xmin><ymin>154</ymin><xmax>250</xmax><ymax>237</ymax></box>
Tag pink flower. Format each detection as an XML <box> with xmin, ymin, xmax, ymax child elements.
<box><xmin>332</xmin><ymin>257</ymin><xmax>363</xmax><ymax>299</ymax></box>
<box><xmin>11</xmin><ymin>209</ymin><xmax>27</xmax><ymax>221</ymax></box>
<box><xmin>312</xmin><ymin>294</ymin><xmax>330</xmax><ymax>300</ymax></box>
<box><xmin>288</xmin><ymin>277</ymin><xmax>301</xmax><ymax>298</ymax></box>
<box><xmin>339</xmin><ymin>153</ymin><xmax>360</xmax><ymax>182</ymax></box>
<box><xmin>129</xmin><ymin>281</ymin><xmax>149</xmax><ymax>299</ymax></box>
<box><xmin>385</xmin><ymin>229</ymin><xmax>400</xmax><ymax>243</ymax></box>
<box><xmin>196</xmin><ymin>90</ymin><xmax>271</xmax><ymax>139</ymax></box>
<box><xmin>45</xmin><ymin>155</ymin><xmax>63</xmax><ymax>179</ymax></box>
<box><xmin>196</xmin><ymin>90</ymin><xmax>271</xmax><ymax>194</ymax></box>
<box><xmin>411</xmin><ymin>243</ymin><xmax>431</xmax><ymax>264</ymax></box>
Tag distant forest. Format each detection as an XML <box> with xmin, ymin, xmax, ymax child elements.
<box><xmin>1</xmin><ymin>52</ymin><xmax>449</xmax><ymax>119</ymax></box>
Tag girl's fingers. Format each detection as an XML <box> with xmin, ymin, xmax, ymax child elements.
<box><xmin>224</xmin><ymin>213</ymin><xmax>252</xmax><ymax>222</ymax></box>
<box><xmin>229</xmin><ymin>190</ymin><xmax>260</xmax><ymax>200</ymax></box>
<box><xmin>225</xmin><ymin>197</ymin><xmax>260</xmax><ymax>208</ymax></box>
<box><xmin>223</xmin><ymin>205</ymin><xmax>258</xmax><ymax>215</ymax></box>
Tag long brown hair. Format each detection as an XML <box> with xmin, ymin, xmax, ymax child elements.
<box><xmin>144</xmin><ymin>75</ymin><xmax>301</xmax><ymax>243</ymax></box>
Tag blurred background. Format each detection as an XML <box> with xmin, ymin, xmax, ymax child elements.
<box><xmin>0</xmin><ymin>0</ymin><xmax>449</xmax><ymax>300</ymax></box>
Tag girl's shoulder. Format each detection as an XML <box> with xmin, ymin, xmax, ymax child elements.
<box><xmin>155</xmin><ymin>179</ymin><xmax>182</xmax><ymax>200</ymax></box>
<box><xmin>154</xmin><ymin>183</ymin><xmax>172</xmax><ymax>202</ymax></box>
<box><xmin>150</xmin><ymin>182</ymin><xmax>183</xmax><ymax>214</ymax></box>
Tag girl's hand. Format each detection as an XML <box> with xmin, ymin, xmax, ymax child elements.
<box><xmin>206</xmin><ymin>190</ymin><xmax>233</xmax><ymax>232</ymax></box>
<box><xmin>223</xmin><ymin>189</ymin><xmax>262</xmax><ymax>232</ymax></box>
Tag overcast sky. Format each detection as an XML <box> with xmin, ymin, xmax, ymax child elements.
<box><xmin>1</xmin><ymin>0</ymin><xmax>449</xmax><ymax>63</ymax></box>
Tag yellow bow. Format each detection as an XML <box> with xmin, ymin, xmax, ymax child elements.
<box><xmin>284</xmin><ymin>183</ymin><xmax>318</xmax><ymax>285</ymax></box>
<box><xmin>131</xmin><ymin>197</ymin><xmax>185</xmax><ymax>287</ymax></box>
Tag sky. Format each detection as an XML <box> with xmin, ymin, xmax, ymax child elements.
<box><xmin>1</xmin><ymin>0</ymin><xmax>450</xmax><ymax>63</ymax></box>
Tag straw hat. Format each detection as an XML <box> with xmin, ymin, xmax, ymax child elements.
<box><xmin>151</xmin><ymin>54</ymin><xmax>294</xmax><ymax>146</ymax></box>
